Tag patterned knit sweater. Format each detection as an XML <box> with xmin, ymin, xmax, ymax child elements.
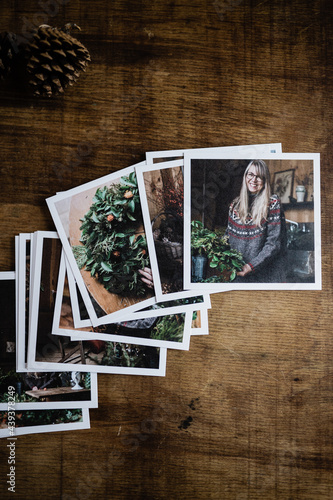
<box><xmin>226</xmin><ymin>194</ymin><xmax>287</xmax><ymax>283</ymax></box>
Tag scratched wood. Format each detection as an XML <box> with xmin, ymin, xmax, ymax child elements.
<box><xmin>0</xmin><ymin>0</ymin><xmax>332</xmax><ymax>499</ymax></box>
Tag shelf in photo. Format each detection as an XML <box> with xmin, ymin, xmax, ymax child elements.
<box><xmin>283</xmin><ymin>201</ymin><xmax>314</xmax><ymax>211</ymax></box>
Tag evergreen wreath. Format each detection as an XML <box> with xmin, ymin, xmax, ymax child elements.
<box><xmin>73</xmin><ymin>172</ymin><xmax>150</xmax><ymax>296</ymax></box>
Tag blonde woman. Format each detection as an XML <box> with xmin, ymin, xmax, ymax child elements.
<box><xmin>226</xmin><ymin>160</ymin><xmax>287</xmax><ymax>283</ymax></box>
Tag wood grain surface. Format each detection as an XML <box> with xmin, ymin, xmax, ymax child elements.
<box><xmin>0</xmin><ymin>0</ymin><xmax>332</xmax><ymax>499</ymax></box>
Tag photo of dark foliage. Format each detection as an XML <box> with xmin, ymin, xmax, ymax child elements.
<box><xmin>0</xmin><ymin>408</ymin><xmax>83</xmax><ymax>428</ymax></box>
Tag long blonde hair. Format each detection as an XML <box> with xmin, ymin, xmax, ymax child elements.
<box><xmin>235</xmin><ymin>160</ymin><xmax>271</xmax><ymax>226</ymax></box>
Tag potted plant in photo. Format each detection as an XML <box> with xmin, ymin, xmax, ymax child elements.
<box><xmin>191</xmin><ymin>220</ymin><xmax>245</xmax><ymax>282</ymax></box>
<box><xmin>149</xmin><ymin>168</ymin><xmax>184</xmax><ymax>293</ymax></box>
<box><xmin>152</xmin><ymin>211</ymin><xmax>183</xmax><ymax>259</ymax></box>
<box><xmin>151</xmin><ymin>169</ymin><xmax>184</xmax><ymax>263</ymax></box>
<box><xmin>295</xmin><ymin>172</ymin><xmax>314</xmax><ymax>202</ymax></box>
<box><xmin>295</xmin><ymin>185</ymin><xmax>306</xmax><ymax>202</ymax></box>
<box><xmin>190</xmin><ymin>221</ymin><xmax>210</xmax><ymax>281</ymax></box>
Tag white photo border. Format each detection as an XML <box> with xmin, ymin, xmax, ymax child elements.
<box><xmin>16</xmin><ymin>233</ymin><xmax>32</xmax><ymax>372</ymax></box>
<box><xmin>145</xmin><ymin>143</ymin><xmax>282</xmax><ymax>164</ymax></box>
<box><xmin>184</xmin><ymin>152</ymin><xmax>321</xmax><ymax>291</ymax></box>
<box><xmin>190</xmin><ymin>308</ymin><xmax>209</xmax><ymax>335</ymax></box>
<box><xmin>0</xmin><ymin>407</ymin><xmax>90</xmax><ymax>438</ymax></box>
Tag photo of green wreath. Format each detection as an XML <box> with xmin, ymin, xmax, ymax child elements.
<box><xmin>72</xmin><ymin>172</ymin><xmax>150</xmax><ymax>296</ymax></box>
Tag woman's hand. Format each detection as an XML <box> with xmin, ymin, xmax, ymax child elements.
<box><xmin>237</xmin><ymin>263</ymin><xmax>252</xmax><ymax>277</ymax></box>
<box><xmin>139</xmin><ymin>267</ymin><xmax>154</xmax><ymax>289</ymax></box>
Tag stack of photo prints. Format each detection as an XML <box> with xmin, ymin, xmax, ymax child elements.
<box><xmin>1</xmin><ymin>143</ymin><xmax>321</xmax><ymax>438</ymax></box>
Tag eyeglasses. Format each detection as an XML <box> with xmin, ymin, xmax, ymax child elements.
<box><xmin>247</xmin><ymin>172</ymin><xmax>264</xmax><ymax>182</ymax></box>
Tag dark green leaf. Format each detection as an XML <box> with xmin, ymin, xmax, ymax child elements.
<box><xmin>128</xmin><ymin>199</ymin><xmax>135</xmax><ymax>213</ymax></box>
<box><xmin>91</xmin><ymin>212</ymin><xmax>100</xmax><ymax>223</ymax></box>
<box><xmin>91</xmin><ymin>262</ymin><xmax>98</xmax><ymax>276</ymax></box>
<box><xmin>88</xmin><ymin>231</ymin><xmax>97</xmax><ymax>244</ymax></box>
<box><xmin>114</xmin><ymin>199</ymin><xmax>128</xmax><ymax>205</ymax></box>
<box><xmin>121</xmin><ymin>176</ymin><xmax>137</xmax><ymax>188</ymax></box>
<box><xmin>101</xmin><ymin>261</ymin><xmax>113</xmax><ymax>273</ymax></box>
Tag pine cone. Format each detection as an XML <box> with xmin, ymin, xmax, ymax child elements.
<box><xmin>0</xmin><ymin>32</ymin><xmax>18</xmax><ymax>80</ymax></box>
<box><xmin>25</xmin><ymin>23</ymin><xmax>91</xmax><ymax>97</ymax></box>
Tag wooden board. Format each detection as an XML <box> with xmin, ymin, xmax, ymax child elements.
<box><xmin>25</xmin><ymin>388</ymin><xmax>90</xmax><ymax>399</ymax></box>
<box><xmin>0</xmin><ymin>1</ymin><xmax>332</xmax><ymax>499</ymax></box>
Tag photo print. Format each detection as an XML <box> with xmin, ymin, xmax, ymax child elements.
<box><xmin>137</xmin><ymin>160</ymin><xmax>186</xmax><ymax>299</ymax></box>
<box><xmin>184</xmin><ymin>152</ymin><xmax>321</xmax><ymax>291</ymax></box>
<box><xmin>0</xmin><ymin>269</ymin><xmax>97</xmax><ymax>410</ymax></box>
<box><xmin>47</xmin><ymin>164</ymin><xmax>160</xmax><ymax>327</ymax></box>
<box><xmin>138</xmin><ymin>144</ymin><xmax>281</xmax><ymax>300</ymax></box>
<box><xmin>0</xmin><ymin>407</ymin><xmax>90</xmax><ymax>438</ymax></box>
<box><xmin>22</xmin><ymin>233</ymin><xmax>99</xmax><ymax>406</ymax></box>
<box><xmin>16</xmin><ymin>233</ymin><xmax>33</xmax><ymax>372</ymax></box>
<box><xmin>0</xmin><ymin>272</ymin><xmax>16</xmax><ymax>378</ymax></box>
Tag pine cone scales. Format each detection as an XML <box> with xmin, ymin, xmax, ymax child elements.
<box><xmin>25</xmin><ymin>24</ymin><xmax>91</xmax><ymax>97</ymax></box>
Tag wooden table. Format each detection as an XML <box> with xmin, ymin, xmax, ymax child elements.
<box><xmin>25</xmin><ymin>388</ymin><xmax>90</xmax><ymax>401</ymax></box>
<box><xmin>0</xmin><ymin>1</ymin><xmax>332</xmax><ymax>498</ymax></box>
